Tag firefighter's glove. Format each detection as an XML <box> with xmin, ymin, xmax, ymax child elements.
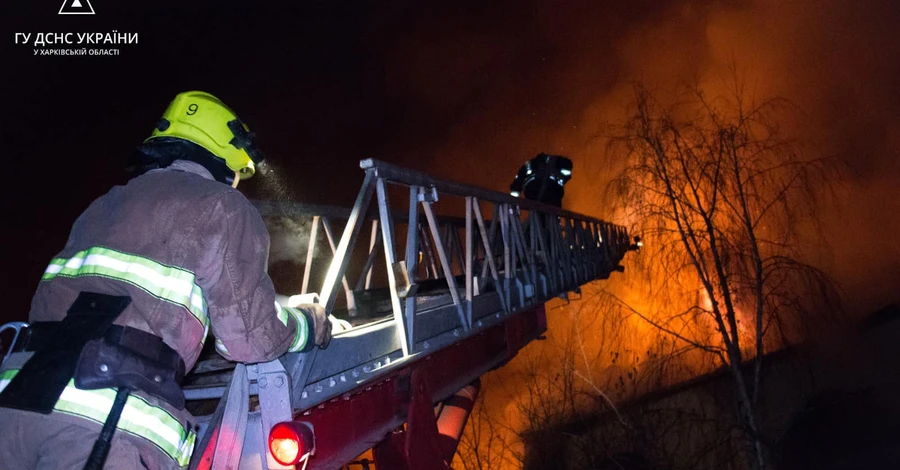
<box><xmin>296</xmin><ymin>304</ymin><xmax>333</xmax><ymax>349</ymax></box>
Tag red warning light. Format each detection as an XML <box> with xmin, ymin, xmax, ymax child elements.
<box><xmin>269</xmin><ymin>421</ymin><xmax>315</xmax><ymax>466</ymax></box>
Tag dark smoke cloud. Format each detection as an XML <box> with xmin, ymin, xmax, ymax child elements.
<box><xmin>364</xmin><ymin>0</ymin><xmax>900</xmax><ymax>315</ymax></box>
<box><xmin>361</xmin><ymin>5</ymin><xmax>900</xmax><ymax>465</ymax></box>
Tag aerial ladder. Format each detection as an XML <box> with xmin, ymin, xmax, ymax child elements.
<box><xmin>1</xmin><ymin>159</ymin><xmax>635</xmax><ymax>470</ymax></box>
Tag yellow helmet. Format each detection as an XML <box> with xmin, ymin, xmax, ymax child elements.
<box><xmin>145</xmin><ymin>91</ymin><xmax>264</xmax><ymax>181</ymax></box>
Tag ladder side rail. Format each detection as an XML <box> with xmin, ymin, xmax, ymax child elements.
<box><xmin>418</xmin><ymin>224</ymin><xmax>440</xmax><ymax>280</ymax></box>
<box><xmin>532</xmin><ymin>212</ymin><xmax>555</xmax><ymax>298</ymax></box>
<box><xmin>360</xmin><ymin>159</ymin><xmax>608</xmax><ymax>225</ymax></box>
<box><xmin>525</xmin><ymin>211</ymin><xmax>541</xmax><ymax>297</ymax></box>
<box><xmin>608</xmin><ymin>224</ymin><xmax>619</xmax><ymax>263</ymax></box>
<box><xmin>590</xmin><ymin>221</ymin><xmax>603</xmax><ymax>275</ymax></box>
<box><xmin>576</xmin><ymin>219</ymin><xmax>590</xmax><ymax>280</ymax></box>
<box><xmin>364</xmin><ymin>220</ymin><xmax>380</xmax><ymax>290</ymax></box>
<box><xmin>490</xmin><ymin>205</ymin><xmax>502</xmax><ymax>277</ymax></box>
<box><xmin>585</xmin><ymin>221</ymin><xmax>599</xmax><ymax>280</ymax></box>
<box><xmin>596</xmin><ymin>222</ymin><xmax>612</xmax><ymax>270</ymax></box>
<box><xmin>301</xmin><ymin>216</ymin><xmax>320</xmax><ymax>295</ymax></box>
<box><xmin>572</xmin><ymin>219</ymin><xmax>584</xmax><ymax>282</ymax></box>
<box><xmin>597</xmin><ymin>222</ymin><xmax>611</xmax><ymax>269</ymax></box>
<box><xmin>321</xmin><ymin>216</ymin><xmax>356</xmax><ymax>316</ymax></box>
<box><xmin>465</xmin><ymin>197</ymin><xmax>474</xmax><ymax>328</ymax></box>
<box><xmin>561</xmin><ymin>216</ymin><xmax>574</xmax><ymax>287</ymax></box>
<box><xmin>376</xmin><ymin>177</ymin><xmax>411</xmax><ymax>357</ymax></box>
<box><xmin>499</xmin><ymin>204</ymin><xmax>513</xmax><ymax>309</ymax></box>
<box><xmin>421</xmin><ymin>197</ymin><xmax>469</xmax><ymax>332</ymax></box>
<box><xmin>479</xmin><ymin>206</ymin><xmax>497</xmax><ymax>280</ymax></box>
<box><xmin>404</xmin><ymin>186</ymin><xmax>421</xmax><ymax>351</ymax></box>
<box><xmin>607</xmin><ymin>224</ymin><xmax>618</xmax><ymax>262</ymax></box>
<box><xmin>508</xmin><ymin>206</ymin><xmax>521</xmax><ymax>304</ymax></box>
<box><xmin>522</xmin><ymin>210</ymin><xmax>541</xmax><ymax>297</ymax></box>
<box><xmin>549</xmin><ymin>215</ymin><xmax>564</xmax><ymax>291</ymax></box>
<box><xmin>595</xmin><ymin>222</ymin><xmax>607</xmax><ymax>274</ymax></box>
<box><xmin>319</xmin><ymin>171</ymin><xmax>376</xmax><ymax>319</ymax></box>
<box><xmin>355</xmin><ymin>222</ymin><xmax>382</xmax><ymax>292</ymax></box>
<box><xmin>473</xmin><ymin>199</ymin><xmax>508</xmax><ymax>314</ymax></box>
<box><xmin>614</xmin><ymin>226</ymin><xmax>623</xmax><ymax>261</ymax></box>
<box><xmin>561</xmin><ymin>218</ymin><xmax>572</xmax><ymax>289</ymax></box>
<box><xmin>548</xmin><ymin>216</ymin><xmax>569</xmax><ymax>291</ymax></box>
<box><xmin>449</xmin><ymin>224</ymin><xmax>466</xmax><ymax>278</ymax></box>
<box><xmin>504</xmin><ymin>205</ymin><xmax>521</xmax><ymax>308</ymax></box>
<box><xmin>567</xmin><ymin>217</ymin><xmax>584</xmax><ymax>287</ymax></box>
<box><xmin>510</xmin><ymin>207</ymin><xmax>536</xmax><ymax>300</ymax></box>
<box><xmin>507</xmin><ymin>206</ymin><xmax>527</xmax><ymax>306</ymax></box>
<box><xmin>0</xmin><ymin>322</ymin><xmax>29</xmax><ymax>367</ymax></box>
<box><xmin>441</xmin><ymin>224</ymin><xmax>456</xmax><ymax>276</ymax></box>
<box><xmin>565</xmin><ymin>218</ymin><xmax>579</xmax><ymax>288</ymax></box>
<box><xmin>525</xmin><ymin>211</ymin><xmax>542</xmax><ymax>298</ymax></box>
<box><xmin>575</xmin><ymin>219</ymin><xmax>590</xmax><ymax>283</ymax></box>
<box><xmin>545</xmin><ymin>215</ymin><xmax>562</xmax><ymax>297</ymax></box>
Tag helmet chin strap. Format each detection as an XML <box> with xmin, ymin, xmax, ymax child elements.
<box><xmin>231</xmin><ymin>171</ymin><xmax>240</xmax><ymax>189</ymax></box>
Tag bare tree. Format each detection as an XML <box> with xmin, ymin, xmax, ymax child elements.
<box><xmin>508</xmin><ymin>287</ymin><xmax>709</xmax><ymax>470</ymax></box>
<box><xmin>453</xmin><ymin>290</ymin><xmax>632</xmax><ymax>470</ymax></box>
<box><xmin>608</xmin><ymin>79</ymin><xmax>842</xmax><ymax>470</ymax></box>
<box><xmin>455</xmin><ymin>282</ymin><xmax>741</xmax><ymax>470</ymax></box>
<box><xmin>454</xmin><ymin>381</ymin><xmax>521</xmax><ymax>470</ymax></box>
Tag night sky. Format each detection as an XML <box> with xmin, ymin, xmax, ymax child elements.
<box><xmin>2</xmin><ymin>0</ymin><xmax>900</xmax><ymax>323</ymax></box>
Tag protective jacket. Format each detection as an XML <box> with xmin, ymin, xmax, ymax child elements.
<box><xmin>0</xmin><ymin>160</ymin><xmax>312</xmax><ymax>469</ymax></box>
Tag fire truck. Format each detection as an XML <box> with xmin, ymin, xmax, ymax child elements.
<box><xmin>1</xmin><ymin>159</ymin><xmax>635</xmax><ymax>469</ymax></box>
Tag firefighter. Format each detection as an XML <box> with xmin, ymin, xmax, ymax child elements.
<box><xmin>0</xmin><ymin>91</ymin><xmax>332</xmax><ymax>469</ymax></box>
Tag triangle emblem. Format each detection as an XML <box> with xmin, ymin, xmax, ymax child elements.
<box><xmin>59</xmin><ymin>0</ymin><xmax>95</xmax><ymax>15</ymax></box>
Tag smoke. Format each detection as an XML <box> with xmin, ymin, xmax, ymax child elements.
<box><xmin>253</xmin><ymin>160</ymin><xmax>298</xmax><ymax>206</ymax></box>
<box><xmin>248</xmin><ymin>161</ymin><xmax>315</xmax><ymax>273</ymax></box>
<box><xmin>266</xmin><ymin>216</ymin><xmax>313</xmax><ymax>266</ymax></box>
<box><xmin>365</xmin><ymin>0</ymin><xmax>900</xmax><ymax>315</ymax></box>
<box><xmin>360</xmin><ymin>1</ymin><xmax>900</xmax><ymax>467</ymax></box>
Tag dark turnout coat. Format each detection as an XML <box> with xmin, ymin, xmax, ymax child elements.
<box><xmin>0</xmin><ymin>160</ymin><xmax>311</xmax><ymax>469</ymax></box>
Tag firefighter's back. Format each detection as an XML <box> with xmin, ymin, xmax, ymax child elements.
<box><xmin>0</xmin><ymin>163</ymin><xmax>239</xmax><ymax>470</ymax></box>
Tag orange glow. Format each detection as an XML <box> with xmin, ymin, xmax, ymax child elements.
<box><xmin>425</xmin><ymin>1</ymin><xmax>900</xmax><ymax>467</ymax></box>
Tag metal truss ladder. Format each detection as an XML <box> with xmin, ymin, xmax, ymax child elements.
<box><xmin>185</xmin><ymin>158</ymin><xmax>632</xmax><ymax>469</ymax></box>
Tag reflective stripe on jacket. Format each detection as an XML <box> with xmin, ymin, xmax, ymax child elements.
<box><xmin>0</xmin><ymin>369</ymin><xmax>196</xmax><ymax>466</ymax></box>
<box><xmin>42</xmin><ymin>246</ymin><xmax>210</xmax><ymax>344</ymax></box>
